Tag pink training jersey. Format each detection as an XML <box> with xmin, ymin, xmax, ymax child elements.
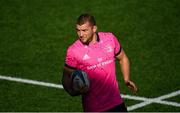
<box><xmin>65</xmin><ymin>32</ymin><xmax>124</xmax><ymax>112</ymax></box>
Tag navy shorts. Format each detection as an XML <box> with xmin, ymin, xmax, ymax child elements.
<box><xmin>104</xmin><ymin>102</ymin><xmax>128</xmax><ymax>112</ymax></box>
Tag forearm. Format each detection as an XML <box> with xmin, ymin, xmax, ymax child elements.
<box><xmin>116</xmin><ymin>50</ymin><xmax>137</xmax><ymax>92</ymax></box>
<box><xmin>62</xmin><ymin>78</ymin><xmax>80</xmax><ymax>96</ymax></box>
<box><xmin>62</xmin><ymin>67</ymin><xmax>81</xmax><ymax>96</ymax></box>
<box><xmin>119</xmin><ymin>55</ymin><xmax>130</xmax><ymax>82</ymax></box>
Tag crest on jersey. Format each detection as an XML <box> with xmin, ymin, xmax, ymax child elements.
<box><xmin>83</xmin><ymin>54</ymin><xmax>90</xmax><ymax>60</ymax></box>
<box><xmin>106</xmin><ymin>45</ymin><xmax>113</xmax><ymax>52</ymax></box>
<box><xmin>97</xmin><ymin>58</ymin><xmax>103</xmax><ymax>62</ymax></box>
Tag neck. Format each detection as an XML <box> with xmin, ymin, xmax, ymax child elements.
<box><xmin>82</xmin><ymin>33</ymin><xmax>98</xmax><ymax>45</ymax></box>
<box><xmin>91</xmin><ymin>33</ymin><xmax>98</xmax><ymax>43</ymax></box>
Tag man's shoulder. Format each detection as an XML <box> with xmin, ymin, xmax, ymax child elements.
<box><xmin>67</xmin><ymin>39</ymin><xmax>83</xmax><ymax>52</ymax></box>
<box><xmin>98</xmin><ymin>32</ymin><xmax>114</xmax><ymax>36</ymax></box>
<box><xmin>98</xmin><ymin>32</ymin><xmax>116</xmax><ymax>41</ymax></box>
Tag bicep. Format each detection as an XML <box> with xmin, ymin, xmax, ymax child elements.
<box><xmin>116</xmin><ymin>49</ymin><xmax>126</xmax><ymax>61</ymax></box>
<box><xmin>116</xmin><ymin>49</ymin><xmax>130</xmax><ymax>69</ymax></box>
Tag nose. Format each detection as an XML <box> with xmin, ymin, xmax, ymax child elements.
<box><xmin>79</xmin><ymin>31</ymin><xmax>83</xmax><ymax>37</ymax></box>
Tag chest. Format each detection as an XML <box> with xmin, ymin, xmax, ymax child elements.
<box><xmin>76</xmin><ymin>42</ymin><xmax>115</xmax><ymax>67</ymax></box>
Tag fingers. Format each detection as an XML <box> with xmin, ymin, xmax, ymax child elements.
<box><xmin>130</xmin><ymin>81</ymin><xmax>137</xmax><ymax>92</ymax></box>
<box><xmin>126</xmin><ymin>80</ymin><xmax>138</xmax><ymax>93</ymax></box>
<box><xmin>79</xmin><ymin>85</ymin><xmax>89</xmax><ymax>94</ymax></box>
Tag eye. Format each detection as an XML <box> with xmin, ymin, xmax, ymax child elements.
<box><xmin>76</xmin><ymin>29</ymin><xmax>80</xmax><ymax>32</ymax></box>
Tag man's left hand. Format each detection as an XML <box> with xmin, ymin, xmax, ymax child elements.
<box><xmin>125</xmin><ymin>80</ymin><xmax>138</xmax><ymax>93</ymax></box>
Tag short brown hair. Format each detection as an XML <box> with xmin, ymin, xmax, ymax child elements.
<box><xmin>76</xmin><ymin>13</ymin><xmax>96</xmax><ymax>26</ymax></box>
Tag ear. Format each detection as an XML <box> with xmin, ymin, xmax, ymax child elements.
<box><xmin>93</xmin><ymin>26</ymin><xmax>97</xmax><ymax>32</ymax></box>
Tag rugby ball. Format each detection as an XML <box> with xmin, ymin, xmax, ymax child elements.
<box><xmin>71</xmin><ymin>70</ymin><xmax>90</xmax><ymax>92</ymax></box>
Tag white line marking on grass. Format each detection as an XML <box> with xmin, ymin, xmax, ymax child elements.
<box><xmin>0</xmin><ymin>75</ymin><xmax>179</xmax><ymax>111</ymax></box>
<box><xmin>156</xmin><ymin>90</ymin><xmax>180</xmax><ymax>100</ymax></box>
<box><xmin>126</xmin><ymin>90</ymin><xmax>180</xmax><ymax>111</ymax></box>
<box><xmin>121</xmin><ymin>94</ymin><xmax>150</xmax><ymax>101</ymax></box>
<box><xmin>154</xmin><ymin>100</ymin><xmax>180</xmax><ymax>107</ymax></box>
<box><xmin>0</xmin><ymin>75</ymin><xmax>63</xmax><ymax>89</ymax></box>
<box><xmin>127</xmin><ymin>101</ymin><xmax>151</xmax><ymax>111</ymax></box>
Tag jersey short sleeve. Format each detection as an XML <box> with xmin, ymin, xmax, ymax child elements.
<box><xmin>111</xmin><ymin>33</ymin><xmax>122</xmax><ymax>56</ymax></box>
<box><xmin>65</xmin><ymin>47</ymin><xmax>78</xmax><ymax>69</ymax></box>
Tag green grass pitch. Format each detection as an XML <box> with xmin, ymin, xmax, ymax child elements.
<box><xmin>0</xmin><ymin>0</ymin><xmax>179</xmax><ymax>112</ymax></box>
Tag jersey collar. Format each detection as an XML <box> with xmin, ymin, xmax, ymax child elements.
<box><xmin>81</xmin><ymin>32</ymin><xmax>100</xmax><ymax>46</ymax></box>
<box><xmin>96</xmin><ymin>32</ymin><xmax>100</xmax><ymax>42</ymax></box>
